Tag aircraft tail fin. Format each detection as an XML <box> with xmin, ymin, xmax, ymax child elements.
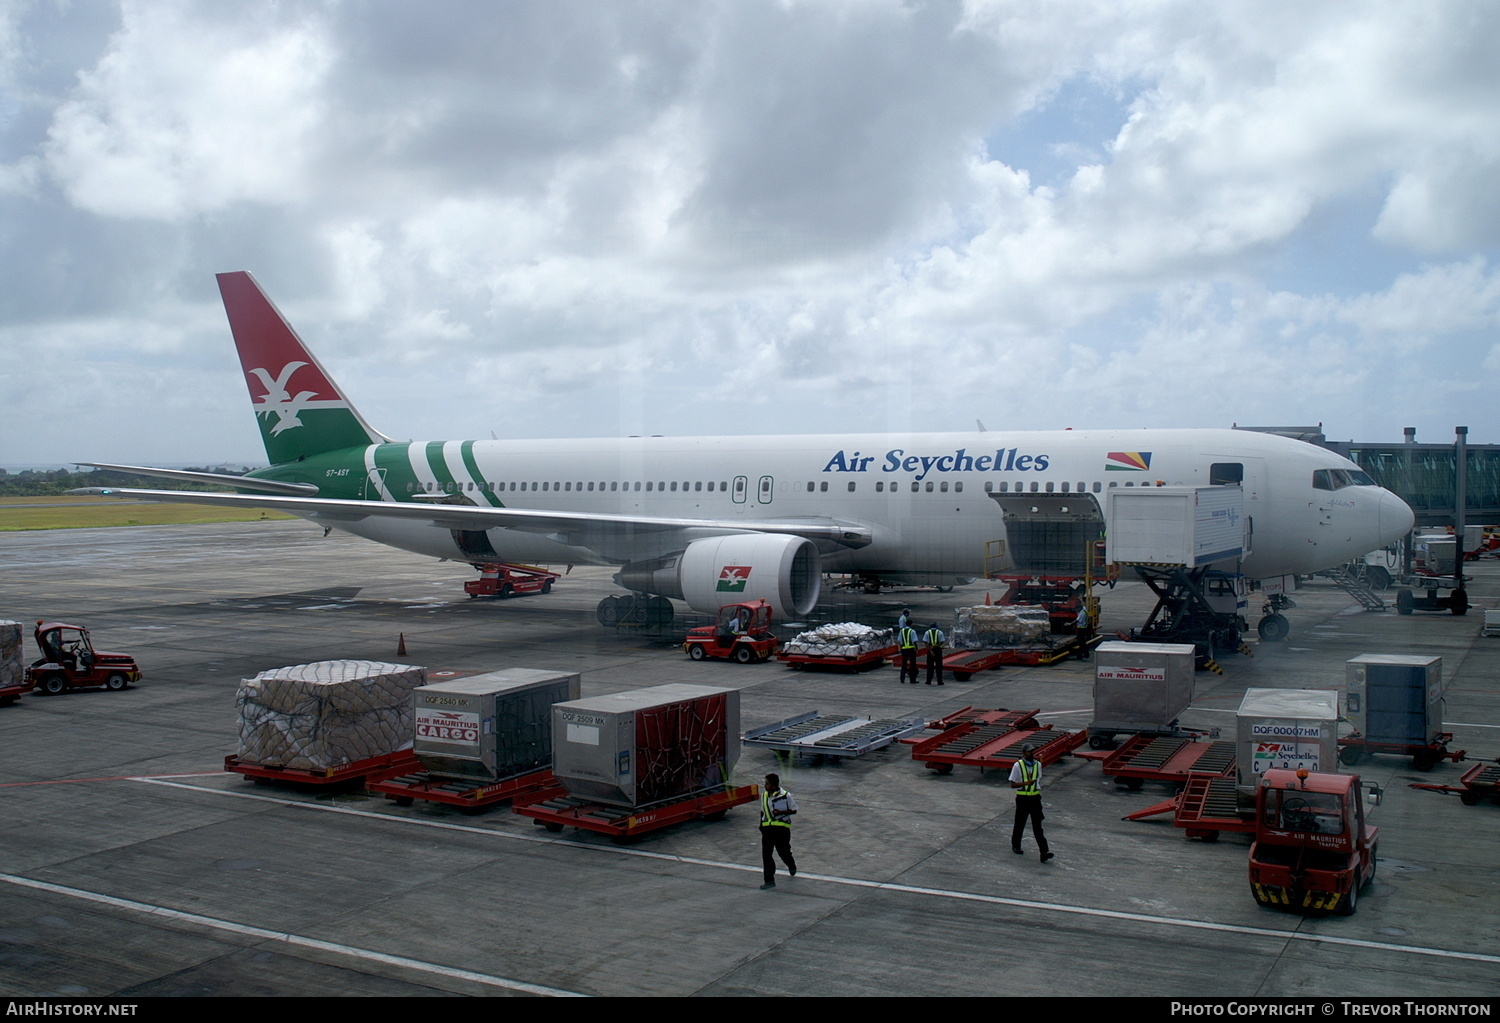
<box><xmin>216</xmin><ymin>271</ymin><xmax>390</xmax><ymax>465</ymax></box>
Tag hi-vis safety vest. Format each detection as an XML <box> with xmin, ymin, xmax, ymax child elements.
<box><xmin>762</xmin><ymin>790</ymin><xmax>793</xmax><ymax>827</ymax></box>
<box><xmin>924</xmin><ymin>629</ymin><xmax>943</xmax><ymax>649</ymax></box>
<box><xmin>1015</xmin><ymin>758</ymin><xmax>1041</xmax><ymax>796</ymax></box>
<box><xmin>899</xmin><ymin>627</ymin><xmax>918</xmax><ymax>649</ymax></box>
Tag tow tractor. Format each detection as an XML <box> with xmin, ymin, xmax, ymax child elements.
<box><xmin>1248</xmin><ymin>768</ymin><xmax>1380</xmax><ymax>916</ymax></box>
<box><xmin>683</xmin><ymin>600</ymin><xmax>779</xmax><ymax>664</ymax></box>
<box><xmin>1393</xmin><ymin>534</ymin><xmax>1469</xmax><ymax>616</ymax></box>
<box><xmin>26</xmin><ymin>621</ymin><xmax>141</xmax><ymax>695</ymax></box>
<box><xmin>464</xmin><ymin>563</ymin><xmax>559</xmax><ymax>599</ymax></box>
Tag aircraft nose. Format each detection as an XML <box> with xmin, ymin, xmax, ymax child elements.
<box><xmin>1379</xmin><ymin>489</ymin><xmax>1415</xmax><ymax>543</ymax></box>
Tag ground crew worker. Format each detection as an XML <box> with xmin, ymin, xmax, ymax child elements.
<box><xmin>1074</xmin><ymin>601</ymin><xmax>1093</xmax><ymax>660</ymax></box>
<box><xmin>759</xmin><ymin>772</ymin><xmax>798</xmax><ymax>889</ymax></box>
<box><xmin>923</xmin><ymin>622</ymin><xmax>945</xmax><ymax>685</ymax></box>
<box><xmin>898</xmin><ymin>623</ymin><xmax>920</xmax><ymax>684</ymax></box>
<box><xmin>897</xmin><ymin>608</ymin><xmax>911</xmax><ymax>631</ymax></box>
<box><xmin>1010</xmin><ymin>746</ymin><xmax>1054</xmax><ymax>862</ymax></box>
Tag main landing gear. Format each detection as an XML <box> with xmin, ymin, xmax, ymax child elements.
<box><xmin>596</xmin><ymin>593</ymin><xmax>675</xmax><ymax>628</ymax></box>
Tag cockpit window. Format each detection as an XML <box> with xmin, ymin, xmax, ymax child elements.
<box><xmin>1313</xmin><ymin>468</ymin><xmax>1375</xmax><ymax>491</ymax></box>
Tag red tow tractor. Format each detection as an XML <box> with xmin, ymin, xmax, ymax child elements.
<box><xmin>683</xmin><ymin>600</ymin><xmax>779</xmax><ymax>664</ymax></box>
<box><xmin>463</xmin><ymin>563</ymin><xmax>560</xmax><ymax>599</ymax></box>
<box><xmin>1249</xmin><ymin>768</ymin><xmax>1380</xmax><ymax>916</ymax></box>
<box><xmin>26</xmin><ymin>621</ymin><xmax>142</xmax><ymax>695</ymax></box>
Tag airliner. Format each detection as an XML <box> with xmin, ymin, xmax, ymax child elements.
<box><xmin>80</xmin><ymin>272</ymin><xmax>1415</xmax><ymax>640</ymax></box>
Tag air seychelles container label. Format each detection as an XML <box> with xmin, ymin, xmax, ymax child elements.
<box><xmin>1250</xmin><ymin>724</ymin><xmax>1325</xmax><ymax>774</ymax></box>
<box><xmin>417</xmin><ymin>709</ymin><xmax>480</xmax><ymax>745</ymax></box>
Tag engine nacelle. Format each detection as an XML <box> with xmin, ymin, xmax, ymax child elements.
<box><xmin>614</xmin><ymin>534</ymin><xmax>822</xmax><ymax>619</ymax></box>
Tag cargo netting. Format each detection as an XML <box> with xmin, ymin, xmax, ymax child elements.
<box><xmin>237</xmin><ymin>660</ymin><xmax>425</xmax><ymax>770</ymax></box>
<box><xmin>781</xmin><ymin>622</ymin><xmax>894</xmax><ymax>657</ymax></box>
<box><xmin>0</xmin><ymin>621</ymin><xmax>22</xmax><ymax>689</ymax></box>
<box><xmin>634</xmin><ymin>692</ymin><xmax>733</xmax><ymax>804</ymax></box>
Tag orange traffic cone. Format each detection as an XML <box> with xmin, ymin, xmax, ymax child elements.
<box><xmin>397</xmin><ymin>633</ymin><xmax>407</xmax><ymax>656</ymax></box>
<box><xmin>984</xmin><ymin>592</ymin><xmax>992</xmax><ymax>605</ymax></box>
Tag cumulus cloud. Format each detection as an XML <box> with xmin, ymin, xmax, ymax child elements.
<box><xmin>3</xmin><ymin>0</ymin><xmax>1499</xmax><ymax>464</ymax></box>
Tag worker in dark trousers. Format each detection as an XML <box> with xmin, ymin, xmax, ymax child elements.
<box><xmin>923</xmin><ymin>622</ymin><xmax>945</xmax><ymax>685</ymax></box>
<box><xmin>759</xmin><ymin>772</ymin><xmax>798</xmax><ymax>889</ymax></box>
<box><xmin>898</xmin><ymin>623</ymin><xmax>920</xmax><ymax>684</ymax></box>
<box><xmin>1010</xmin><ymin>747</ymin><xmax>1054</xmax><ymax>862</ymax></box>
<box><xmin>1074</xmin><ymin>601</ymin><xmax>1093</xmax><ymax>659</ymax></box>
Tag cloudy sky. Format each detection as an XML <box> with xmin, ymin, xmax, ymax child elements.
<box><xmin>2</xmin><ymin>0</ymin><xmax>1497</xmax><ymax>467</ymax></box>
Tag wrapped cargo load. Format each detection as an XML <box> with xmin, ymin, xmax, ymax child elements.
<box><xmin>414</xmin><ymin>669</ymin><xmax>581</xmax><ymax>783</ymax></box>
<box><xmin>950</xmin><ymin>605</ymin><xmax>1053</xmax><ymax>650</ymax></box>
<box><xmin>0</xmin><ymin>620</ymin><xmax>22</xmax><ymax>690</ymax></box>
<box><xmin>553</xmin><ymin>684</ymin><xmax>739</xmax><ymax>808</ymax></box>
<box><xmin>781</xmin><ymin>623</ymin><xmax>894</xmax><ymax>658</ymax></box>
<box><xmin>237</xmin><ymin>660</ymin><xmax>425</xmax><ymax>771</ymax></box>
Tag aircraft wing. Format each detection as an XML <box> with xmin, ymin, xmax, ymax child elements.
<box><xmin>69</xmin><ymin>486</ymin><xmax>874</xmax><ymax>548</ymax></box>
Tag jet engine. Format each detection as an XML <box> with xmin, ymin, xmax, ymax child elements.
<box><xmin>614</xmin><ymin>533</ymin><xmax>821</xmax><ymax>618</ymax></box>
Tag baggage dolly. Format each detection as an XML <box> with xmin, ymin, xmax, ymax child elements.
<box><xmin>1125</xmin><ymin>774</ymin><xmax>1255</xmax><ymax>841</ymax></box>
<box><xmin>514</xmin><ymin>783</ymin><xmax>758</xmax><ymax>842</ymax></box>
<box><xmin>1100</xmin><ymin>735</ymin><xmax>1236</xmax><ymax>791</ymax></box>
<box><xmin>743</xmin><ymin>712</ymin><xmax>925</xmax><ymax>760</ymax></box>
<box><xmin>366</xmin><ymin>766</ymin><xmax>556</xmax><ymax>813</ymax></box>
<box><xmin>1410</xmin><ymin>760</ymin><xmax>1500</xmax><ymax>806</ymax></box>
<box><xmin>1338</xmin><ymin>732</ymin><xmax>1465</xmax><ymax>772</ymax></box>
<box><xmin>224</xmin><ymin>749</ymin><xmax>420</xmax><ymax>788</ymax></box>
<box><xmin>910</xmin><ymin>720</ymin><xmax>1086</xmax><ymax>776</ymax></box>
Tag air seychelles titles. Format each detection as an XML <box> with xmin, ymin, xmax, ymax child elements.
<box><xmin>822</xmin><ymin>448</ymin><xmax>1051</xmax><ymax>483</ymax></box>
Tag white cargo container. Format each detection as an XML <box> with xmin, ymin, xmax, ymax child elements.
<box><xmin>1344</xmin><ymin>655</ymin><xmax>1443</xmax><ymax>747</ymax></box>
<box><xmin>1105</xmin><ymin>486</ymin><xmax>1244</xmax><ymax>567</ymax></box>
<box><xmin>1236</xmin><ymin>688</ymin><xmax>1340</xmax><ymax>798</ymax></box>
<box><xmin>552</xmin><ymin>683</ymin><xmax>740</xmax><ymax>808</ymax></box>
<box><xmin>414</xmin><ymin>669</ymin><xmax>580</xmax><ymax>783</ymax></box>
<box><xmin>1090</xmin><ymin>641</ymin><xmax>1196</xmax><ymax>742</ymax></box>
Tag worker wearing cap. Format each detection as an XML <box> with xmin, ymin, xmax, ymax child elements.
<box><xmin>923</xmin><ymin>622</ymin><xmax>945</xmax><ymax>685</ymax></box>
<box><xmin>1074</xmin><ymin>601</ymin><xmax>1093</xmax><ymax>660</ymax></box>
<box><xmin>759</xmin><ymin>772</ymin><xmax>798</xmax><ymax>889</ymax></box>
<box><xmin>1010</xmin><ymin>747</ymin><xmax>1054</xmax><ymax>862</ymax></box>
<box><xmin>898</xmin><ymin>623</ymin><xmax>920</xmax><ymax>684</ymax></box>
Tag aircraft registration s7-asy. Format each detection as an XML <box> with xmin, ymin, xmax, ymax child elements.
<box><xmin>81</xmin><ymin>272</ymin><xmax>1415</xmax><ymax>638</ymax></box>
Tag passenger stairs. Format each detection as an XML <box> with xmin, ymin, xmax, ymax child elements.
<box><xmin>1321</xmin><ymin>565</ymin><xmax>1387</xmax><ymax>611</ymax></box>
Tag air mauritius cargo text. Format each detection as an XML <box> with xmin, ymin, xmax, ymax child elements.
<box><xmin>822</xmin><ymin>448</ymin><xmax>1051</xmax><ymax>482</ymax></box>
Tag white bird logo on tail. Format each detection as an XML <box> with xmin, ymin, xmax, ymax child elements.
<box><xmin>249</xmin><ymin>362</ymin><xmax>320</xmax><ymax>435</ymax></box>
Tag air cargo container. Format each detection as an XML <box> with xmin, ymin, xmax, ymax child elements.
<box><xmin>1089</xmin><ymin>641</ymin><xmax>1196</xmax><ymax>745</ymax></box>
<box><xmin>414</xmin><ymin>669</ymin><xmax>580</xmax><ymax>783</ymax></box>
<box><xmin>552</xmin><ymin>684</ymin><xmax>739</xmax><ymax>808</ymax></box>
<box><xmin>1236</xmin><ymin>688</ymin><xmax>1340</xmax><ymax>799</ymax></box>
<box><xmin>1105</xmin><ymin>486</ymin><xmax>1245</xmax><ymax>567</ymax></box>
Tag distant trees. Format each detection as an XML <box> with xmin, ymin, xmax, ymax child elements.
<box><xmin>0</xmin><ymin>467</ymin><xmax>253</xmax><ymax>497</ymax></box>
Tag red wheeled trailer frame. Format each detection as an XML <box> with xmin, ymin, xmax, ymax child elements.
<box><xmin>779</xmin><ymin>644</ymin><xmax>897</xmax><ymax>672</ymax></box>
<box><xmin>923</xmin><ymin>706</ymin><xmax>1040</xmax><ymax>731</ymax></box>
<box><xmin>513</xmin><ymin>782</ymin><xmax>759</xmax><ymax>842</ymax></box>
<box><xmin>1097</xmin><ymin>735</ymin><xmax>1236</xmax><ymax>791</ymax></box>
<box><xmin>224</xmin><ymin>749</ymin><xmax>421</xmax><ymax>787</ymax></box>
<box><xmin>910</xmin><ymin>720</ymin><xmax>1086</xmax><ymax>776</ymax></box>
<box><xmin>366</xmin><ymin>766</ymin><xmax>557</xmax><ymax>812</ymax></box>
<box><xmin>1410</xmin><ymin>760</ymin><xmax>1500</xmax><ymax>806</ymax></box>
<box><xmin>0</xmin><ymin>681</ymin><xmax>30</xmax><ymax>706</ymax></box>
<box><xmin>1337</xmin><ymin>732</ymin><xmax>1464</xmax><ymax>772</ymax></box>
<box><xmin>939</xmin><ymin>640</ymin><xmax>1083</xmax><ymax>680</ymax></box>
<box><xmin>464</xmin><ymin>563</ymin><xmax>560</xmax><ymax>599</ymax></box>
<box><xmin>1125</xmin><ymin>773</ymin><xmax>1254</xmax><ymax>841</ymax></box>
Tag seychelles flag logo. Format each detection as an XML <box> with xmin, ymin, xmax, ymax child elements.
<box><xmin>717</xmin><ymin>566</ymin><xmax>751</xmax><ymax>592</ymax></box>
<box><xmin>1105</xmin><ymin>452</ymin><xmax>1152</xmax><ymax>471</ymax></box>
